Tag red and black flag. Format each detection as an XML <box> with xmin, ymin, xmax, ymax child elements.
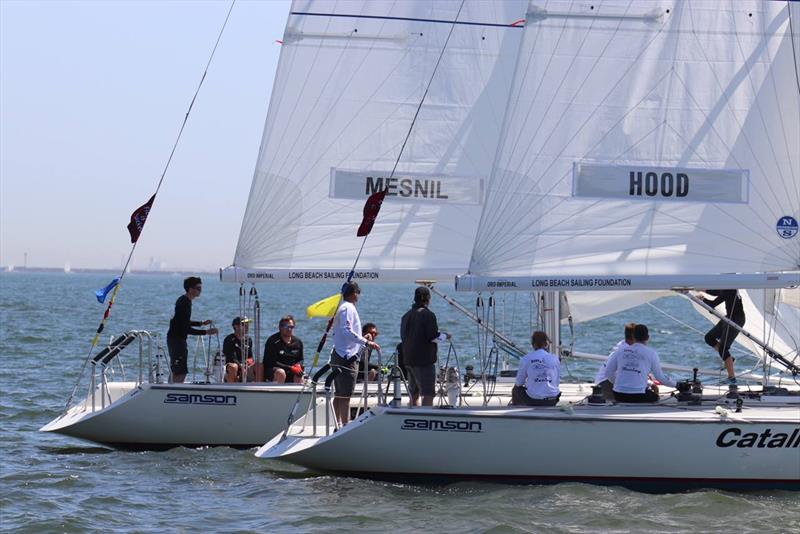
<box><xmin>356</xmin><ymin>189</ymin><xmax>387</xmax><ymax>237</ymax></box>
<box><xmin>126</xmin><ymin>194</ymin><xmax>156</xmax><ymax>243</ymax></box>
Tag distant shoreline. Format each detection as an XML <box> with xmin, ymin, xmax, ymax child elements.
<box><xmin>1</xmin><ymin>267</ymin><xmax>216</xmax><ymax>276</ymax></box>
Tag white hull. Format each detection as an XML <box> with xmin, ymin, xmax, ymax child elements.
<box><xmin>41</xmin><ymin>382</ymin><xmax>314</xmax><ymax>448</ymax></box>
<box><xmin>42</xmin><ymin>379</ymin><xmax>590</xmax><ymax>449</ymax></box>
<box><xmin>257</xmin><ymin>400</ymin><xmax>800</xmax><ymax>490</ymax></box>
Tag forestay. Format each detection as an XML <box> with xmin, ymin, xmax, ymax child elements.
<box><xmin>225</xmin><ymin>0</ymin><xmax>528</xmax><ymax>283</ymax></box>
<box><xmin>458</xmin><ymin>0</ymin><xmax>800</xmax><ymax>291</ymax></box>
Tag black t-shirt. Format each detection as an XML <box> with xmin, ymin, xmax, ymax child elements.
<box><xmin>263</xmin><ymin>332</ymin><xmax>304</xmax><ymax>370</ymax></box>
<box><xmin>400</xmin><ymin>304</ymin><xmax>440</xmax><ymax>366</ymax></box>
<box><xmin>222</xmin><ymin>333</ymin><xmax>253</xmax><ymax>364</ymax></box>
<box><xmin>167</xmin><ymin>295</ymin><xmax>204</xmax><ymax>339</ymax></box>
<box><xmin>704</xmin><ymin>289</ymin><xmax>745</xmax><ymax>320</ymax></box>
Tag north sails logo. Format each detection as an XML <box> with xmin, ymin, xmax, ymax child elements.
<box><xmin>400</xmin><ymin>418</ymin><xmax>482</xmax><ymax>433</ymax></box>
<box><xmin>716</xmin><ymin>428</ymin><xmax>800</xmax><ymax>448</ymax></box>
<box><xmin>164</xmin><ymin>393</ymin><xmax>237</xmax><ymax>406</ymax></box>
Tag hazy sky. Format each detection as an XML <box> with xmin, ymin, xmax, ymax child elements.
<box><xmin>1</xmin><ymin>0</ymin><xmax>292</xmax><ymax>271</ymax></box>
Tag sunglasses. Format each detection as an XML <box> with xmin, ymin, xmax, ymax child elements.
<box><xmin>281</xmin><ymin>324</ymin><xmax>295</xmax><ymax>329</ymax></box>
<box><xmin>193</xmin><ymin>286</ymin><xmax>202</xmax><ymax>291</ymax></box>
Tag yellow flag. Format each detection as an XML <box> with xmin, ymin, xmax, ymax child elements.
<box><xmin>306</xmin><ymin>293</ymin><xmax>341</xmax><ymax>319</ymax></box>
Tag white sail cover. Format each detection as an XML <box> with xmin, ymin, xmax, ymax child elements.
<box><xmin>229</xmin><ymin>0</ymin><xmax>527</xmax><ymax>283</ymax></box>
<box><xmin>465</xmin><ymin>0</ymin><xmax>800</xmax><ymax>286</ymax></box>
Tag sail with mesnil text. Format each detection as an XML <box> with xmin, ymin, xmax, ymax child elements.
<box><xmin>459</xmin><ymin>0</ymin><xmax>799</xmax><ymax>291</ymax></box>
<box><xmin>227</xmin><ymin>0</ymin><xmax>528</xmax><ymax>282</ymax></box>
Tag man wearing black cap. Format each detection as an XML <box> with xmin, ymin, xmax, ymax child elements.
<box><xmin>223</xmin><ymin>317</ymin><xmax>253</xmax><ymax>383</ymax></box>
<box><xmin>400</xmin><ymin>286</ymin><xmax>449</xmax><ymax>406</ymax></box>
<box><xmin>331</xmin><ymin>282</ymin><xmax>380</xmax><ymax>425</ymax></box>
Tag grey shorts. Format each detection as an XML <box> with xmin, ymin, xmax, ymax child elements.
<box><xmin>331</xmin><ymin>350</ymin><xmax>358</xmax><ymax>397</ymax></box>
<box><xmin>407</xmin><ymin>364</ymin><xmax>436</xmax><ymax>397</ymax></box>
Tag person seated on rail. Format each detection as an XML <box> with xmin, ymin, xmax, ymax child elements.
<box><xmin>263</xmin><ymin>315</ymin><xmax>304</xmax><ymax>383</ymax></box>
<box><xmin>222</xmin><ymin>316</ymin><xmax>254</xmax><ymax>383</ymax></box>
<box><xmin>606</xmin><ymin>324</ymin><xmax>675</xmax><ymax>403</ymax></box>
<box><xmin>356</xmin><ymin>322</ymin><xmax>381</xmax><ymax>382</ymax></box>
<box><xmin>594</xmin><ymin>322</ymin><xmax>637</xmax><ymax>401</ymax></box>
<box><xmin>511</xmin><ymin>330</ymin><xmax>561</xmax><ymax>407</ymax></box>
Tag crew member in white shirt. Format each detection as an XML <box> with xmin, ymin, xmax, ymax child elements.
<box><xmin>512</xmin><ymin>331</ymin><xmax>561</xmax><ymax>406</ymax></box>
<box><xmin>606</xmin><ymin>324</ymin><xmax>675</xmax><ymax>403</ymax></box>
<box><xmin>330</xmin><ymin>282</ymin><xmax>380</xmax><ymax>425</ymax></box>
<box><xmin>594</xmin><ymin>323</ymin><xmax>636</xmax><ymax>401</ymax></box>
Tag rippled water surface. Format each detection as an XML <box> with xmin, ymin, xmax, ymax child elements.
<box><xmin>1</xmin><ymin>272</ymin><xmax>798</xmax><ymax>533</ymax></box>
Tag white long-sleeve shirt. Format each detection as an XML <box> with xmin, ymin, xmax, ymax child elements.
<box><xmin>514</xmin><ymin>348</ymin><xmax>561</xmax><ymax>399</ymax></box>
<box><xmin>606</xmin><ymin>342</ymin><xmax>675</xmax><ymax>394</ymax></box>
<box><xmin>332</xmin><ymin>301</ymin><xmax>366</xmax><ymax>358</ymax></box>
<box><xmin>594</xmin><ymin>339</ymin><xmax>627</xmax><ymax>383</ymax></box>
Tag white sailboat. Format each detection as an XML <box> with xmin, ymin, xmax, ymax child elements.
<box><xmin>41</xmin><ymin>0</ymin><xmax>533</xmax><ymax>448</ymax></box>
<box><xmin>257</xmin><ymin>0</ymin><xmax>800</xmax><ymax>489</ymax></box>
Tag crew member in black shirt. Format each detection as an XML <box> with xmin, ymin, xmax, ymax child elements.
<box><xmin>702</xmin><ymin>289</ymin><xmax>746</xmax><ymax>388</ymax></box>
<box><xmin>223</xmin><ymin>316</ymin><xmax>253</xmax><ymax>383</ymax></box>
<box><xmin>400</xmin><ymin>286</ymin><xmax>449</xmax><ymax>406</ymax></box>
<box><xmin>166</xmin><ymin>276</ymin><xmax>217</xmax><ymax>383</ymax></box>
<box><xmin>263</xmin><ymin>315</ymin><xmax>304</xmax><ymax>383</ymax></box>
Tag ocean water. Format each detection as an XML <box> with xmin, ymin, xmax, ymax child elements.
<box><xmin>1</xmin><ymin>272</ymin><xmax>798</xmax><ymax>533</ymax></box>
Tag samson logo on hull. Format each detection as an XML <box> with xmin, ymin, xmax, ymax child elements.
<box><xmin>716</xmin><ymin>428</ymin><xmax>800</xmax><ymax>448</ymax></box>
<box><xmin>401</xmin><ymin>418</ymin><xmax>482</xmax><ymax>433</ymax></box>
<box><xmin>164</xmin><ymin>393</ymin><xmax>237</xmax><ymax>406</ymax></box>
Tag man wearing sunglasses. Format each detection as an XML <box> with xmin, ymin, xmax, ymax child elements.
<box><xmin>263</xmin><ymin>315</ymin><xmax>304</xmax><ymax>383</ymax></box>
<box><xmin>166</xmin><ymin>276</ymin><xmax>217</xmax><ymax>383</ymax></box>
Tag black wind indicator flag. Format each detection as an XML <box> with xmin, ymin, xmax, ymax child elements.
<box><xmin>126</xmin><ymin>194</ymin><xmax>156</xmax><ymax>243</ymax></box>
<box><xmin>356</xmin><ymin>189</ymin><xmax>387</xmax><ymax>237</ymax></box>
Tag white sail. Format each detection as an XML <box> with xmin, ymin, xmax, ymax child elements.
<box><xmin>460</xmin><ymin>0</ymin><xmax>799</xmax><ymax>290</ymax></box>
<box><xmin>227</xmin><ymin>0</ymin><xmax>528</xmax><ymax>283</ymax></box>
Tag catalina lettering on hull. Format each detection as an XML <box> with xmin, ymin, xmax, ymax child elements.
<box><xmin>330</xmin><ymin>168</ymin><xmax>483</xmax><ymax>205</ymax></box>
<box><xmin>572</xmin><ymin>162</ymin><xmax>749</xmax><ymax>204</ymax></box>
<box><xmin>716</xmin><ymin>428</ymin><xmax>800</xmax><ymax>448</ymax></box>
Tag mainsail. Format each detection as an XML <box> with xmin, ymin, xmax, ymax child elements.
<box><xmin>225</xmin><ymin>0</ymin><xmax>528</xmax><ymax>283</ymax></box>
<box><xmin>458</xmin><ymin>0</ymin><xmax>799</xmax><ymax>291</ymax></box>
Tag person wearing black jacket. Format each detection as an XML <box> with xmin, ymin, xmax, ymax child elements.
<box><xmin>400</xmin><ymin>286</ymin><xmax>449</xmax><ymax>406</ymax></box>
<box><xmin>702</xmin><ymin>289</ymin><xmax>746</xmax><ymax>388</ymax></box>
<box><xmin>166</xmin><ymin>276</ymin><xmax>217</xmax><ymax>383</ymax></box>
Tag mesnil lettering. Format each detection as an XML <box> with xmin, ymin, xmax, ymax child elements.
<box><xmin>399</xmin><ymin>179</ymin><xmax>413</xmax><ymax>197</ymax></box>
<box><xmin>365</xmin><ymin>176</ymin><xmax>385</xmax><ymax>195</ymax></box>
<box><xmin>414</xmin><ymin>180</ymin><xmax>429</xmax><ymax>197</ymax></box>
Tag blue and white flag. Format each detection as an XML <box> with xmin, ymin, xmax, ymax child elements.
<box><xmin>95</xmin><ymin>277</ymin><xmax>120</xmax><ymax>303</ymax></box>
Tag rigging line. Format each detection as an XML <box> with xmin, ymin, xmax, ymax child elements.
<box><xmin>645</xmin><ymin>299</ymin><xmax>751</xmax><ymax>360</ymax></box>
<box><xmin>290</xmin><ymin>11</ymin><xmax>526</xmax><ymax>29</ymax></box>
<box><xmin>387</xmin><ymin>1</ymin><xmax>465</xmax><ymax>182</ymax></box>
<box><xmin>730</xmin><ymin>5</ymin><xmax>795</xmax><ymax>208</ymax></box>
<box><xmin>686</xmin><ymin>5</ymin><xmax>794</xmax><ymax>212</ymax></box>
<box><xmin>72</xmin><ymin>0</ymin><xmax>236</xmax><ymax>384</ymax></box>
<box><xmin>119</xmin><ymin>0</ymin><xmax>237</xmax><ymax>278</ymax></box>
<box><xmin>789</xmin><ymin>1</ymin><xmax>800</xmax><ymax>95</ymax></box>
<box><xmin>350</xmin><ymin>0</ymin><xmax>466</xmax><ymax>277</ymax></box>
<box><xmin>486</xmin><ymin>1</ymin><xmax>637</xmax><ymax>233</ymax></box>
